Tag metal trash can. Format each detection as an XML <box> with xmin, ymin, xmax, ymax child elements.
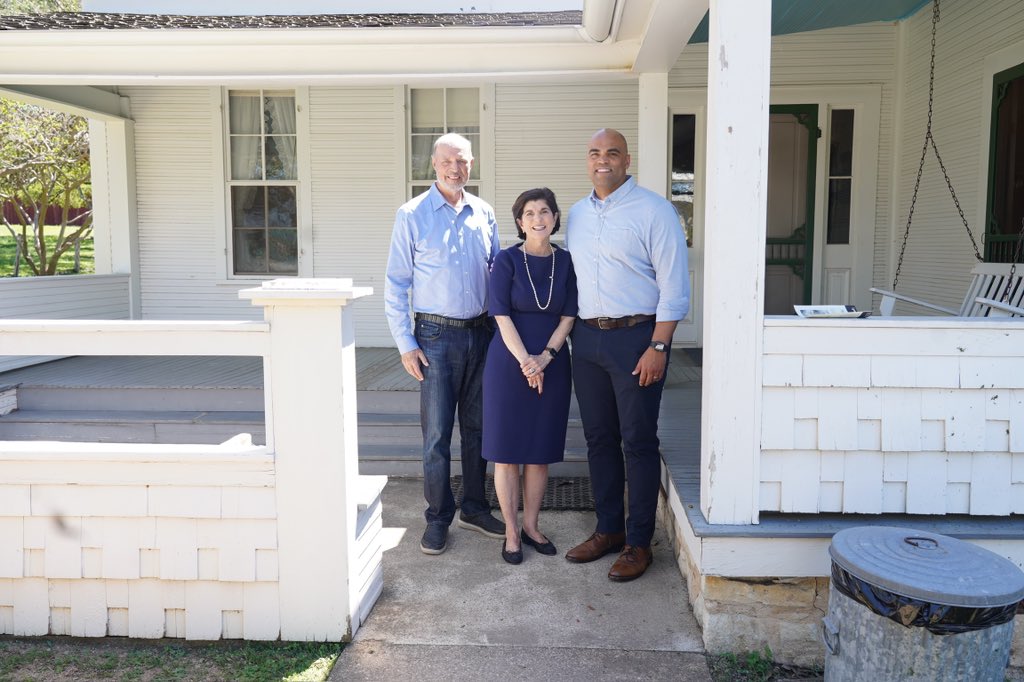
<box><xmin>822</xmin><ymin>526</ymin><xmax>1024</xmax><ymax>682</ymax></box>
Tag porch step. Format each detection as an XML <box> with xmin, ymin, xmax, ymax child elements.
<box><xmin>14</xmin><ymin>385</ymin><xmax>266</xmax><ymax>412</ymax></box>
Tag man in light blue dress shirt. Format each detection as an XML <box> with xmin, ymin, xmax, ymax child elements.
<box><xmin>385</xmin><ymin>133</ymin><xmax>505</xmax><ymax>555</ymax></box>
<box><xmin>564</xmin><ymin>128</ymin><xmax>690</xmax><ymax>581</ymax></box>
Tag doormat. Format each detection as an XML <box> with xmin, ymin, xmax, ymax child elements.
<box><xmin>452</xmin><ymin>476</ymin><xmax>594</xmax><ymax>511</ymax></box>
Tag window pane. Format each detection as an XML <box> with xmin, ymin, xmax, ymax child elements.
<box><xmin>411</xmin><ymin>184</ymin><xmax>432</xmax><ymax>197</ymax></box>
<box><xmin>264</xmin><ymin>95</ymin><xmax>296</xmax><ymax>135</ymax></box>
<box><xmin>231</xmin><ymin>186</ymin><xmax>266</xmax><ymax>227</ymax></box>
<box><xmin>230</xmin><ymin>136</ymin><xmax>262</xmax><ymax>180</ymax></box>
<box><xmin>229</xmin><ymin>94</ymin><xmax>261</xmax><ymax>134</ymax></box>
<box><xmin>268</xmin><ymin>228</ymin><xmax>298</xmax><ymax>273</ymax></box>
<box><xmin>827</xmin><ymin>178</ymin><xmax>851</xmax><ymax>245</ymax></box>
<box><xmin>265</xmin><ymin>136</ymin><xmax>297</xmax><ymax>180</ymax></box>
<box><xmin>410</xmin><ymin>135</ymin><xmax>435</xmax><ymax>181</ymax></box>
<box><xmin>671</xmin><ymin>114</ymin><xmax>697</xmax><ymax>247</ymax></box>
<box><xmin>234</xmin><ymin>229</ymin><xmax>266</xmax><ymax>274</ymax></box>
<box><xmin>992</xmin><ymin>75</ymin><xmax>1024</xmax><ymax>247</ymax></box>
<box><xmin>267</xmin><ymin>186</ymin><xmax>297</xmax><ymax>227</ymax></box>
<box><xmin>446</xmin><ymin>88</ymin><xmax>479</xmax><ymax>131</ymax></box>
<box><xmin>465</xmin><ymin>133</ymin><xmax>481</xmax><ymax>180</ymax></box>
<box><xmin>411</xmin><ymin>89</ymin><xmax>444</xmax><ymax>134</ymax></box>
<box><xmin>829</xmin><ymin>109</ymin><xmax>855</xmax><ymax>177</ymax></box>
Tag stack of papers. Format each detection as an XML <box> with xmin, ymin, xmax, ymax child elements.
<box><xmin>793</xmin><ymin>305</ymin><xmax>871</xmax><ymax>319</ymax></box>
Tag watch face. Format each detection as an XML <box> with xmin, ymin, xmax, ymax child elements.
<box><xmin>651</xmin><ymin>341</ymin><xmax>667</xmax><ymax>352</ymax></box>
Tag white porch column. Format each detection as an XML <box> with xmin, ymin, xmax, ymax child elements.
<box><xmin>89</xmin><ymin>118</ymin><xmax>141</xmax><ymax>318</ymax></box>
<box><xmin>637</xmin><ymin>72</ymin><xmax>669</xmax><ymax>193</ymax></box>
<box><xmin>700</xmin><ymin>0</ymin><xmax>771</xmax><ymax>524</ymax></box>
<box><xmin>240</xmin><ymin>279</ymin><xmax>381</xmax><ymax>641</ymax></box>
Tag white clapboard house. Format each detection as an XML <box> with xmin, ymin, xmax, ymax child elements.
<box><xmin>0</xmin><ymin>0</ymin><xmax>1022</xmax><ymax>664</ymax></box>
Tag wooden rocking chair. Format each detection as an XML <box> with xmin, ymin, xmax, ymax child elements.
<box><xmin>871</xmin><ymin>262</ymin><xmax>1024</xmax><ymax>317</ymax></box>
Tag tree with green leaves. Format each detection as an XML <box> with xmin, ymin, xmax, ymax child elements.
<box><xmin>2</xmin><ymin>0</ymin><xmax>80</xmax><ymax>13</ymax></box>
<box><xmin>0</xmin><ymin>100</ymin><xmax>92</xmax><ymax>276</ymax></box>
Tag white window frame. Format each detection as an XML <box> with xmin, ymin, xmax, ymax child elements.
<box><xmin>213</xmin><ymin>86</ymin><xmax>312</xmax><ymax>281</ymax></box>
<box><xmin>401</xmin><ymin>84</ymin><xmax>494</xmax><ymax>203</ymax></box>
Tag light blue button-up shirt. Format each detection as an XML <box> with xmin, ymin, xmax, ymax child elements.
<box><xmin>384</xmin><ymin>184</ymin><xmax>501</xmax><ymax>354</ymax></box>
<box><xmin>566</xmin><ymin>176</ymin><xmax>689</xmax><ymax>321</ymax></box>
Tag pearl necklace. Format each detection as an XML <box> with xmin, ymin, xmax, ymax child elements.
<box><xmin>523</xmin><ymin>243</ymin><xmax>555</xmax><ymax>311</ymax></box>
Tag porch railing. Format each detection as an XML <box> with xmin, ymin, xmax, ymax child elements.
<box><xmin>0</xmin><ymin>279</ymin><xmax>384</xmax><ymax>642</ymax></box>
<box><xmin>760</xmin><ymin>316</ymin><xmax>1024</xmax><ymax>517</ymax></box>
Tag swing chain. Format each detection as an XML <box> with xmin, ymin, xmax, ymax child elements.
<box><xmin>1002</xmin><ymin>217</ymin><xmax>1024</xmax><ymax>301</ymax></box>
<box><xmin>892</xmin><ymin>0</ymin><xmax>983</xmax><ymax>291</ymax></box>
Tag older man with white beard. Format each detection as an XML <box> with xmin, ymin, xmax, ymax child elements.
<box><xmin>385</xmin><ymin>133</ymin><xmax>505</xmax><ymax>555</ymax></box>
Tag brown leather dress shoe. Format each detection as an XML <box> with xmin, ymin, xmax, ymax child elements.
<box><xmin>608</xmin><ymin>545</ymin><xmax>653</xmax><ymax>582</ymax></box>
<box><xmin>564</xmin><ymin>531</ymin><xmax>626</xmax><ymax>563</ymax></box>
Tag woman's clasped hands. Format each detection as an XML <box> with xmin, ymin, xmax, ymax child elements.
<box><xmin>520</xmin><ymin>353</ymin><xmax>550</xmax><ymax>394</ymax></box>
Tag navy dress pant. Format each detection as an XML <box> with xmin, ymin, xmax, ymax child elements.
<box><xmin>571</xmin><ymin>320</ymin><xmax>668</xmax><ymax>547</ymax></box>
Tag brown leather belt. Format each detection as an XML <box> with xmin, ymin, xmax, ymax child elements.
<box><xmin>416</xmin><ymin>312</ymin><xmax>489</xmax><ymax>329</ymax></box>
<box><xmin>580</xmin><ymin>314</ymin><xmax>656</xmax><ymax>330</ymax></box>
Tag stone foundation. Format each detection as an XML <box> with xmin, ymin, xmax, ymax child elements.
<box><xmin>658</xmin><ymin>489</ymin><xmax>1024</xmax><ymax>670</ymax></box>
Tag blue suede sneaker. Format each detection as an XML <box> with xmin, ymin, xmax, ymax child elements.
<box><xmin>457</xmin><ymin>512</ymin><xmax>506</xmax><ymax>539</ymax></box>
<box><xmin>420</xmin><ymin>524</ymin><xmax>448</xmax><ymax>555</ymax></box>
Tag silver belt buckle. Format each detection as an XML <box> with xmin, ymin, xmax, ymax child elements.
<box><xmin>597</xmin><ymin>317</ymin><xmax>614</xmax><ymax>330</ymax></box>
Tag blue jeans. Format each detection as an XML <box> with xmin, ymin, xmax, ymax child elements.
<box><xmin>416</xmin><ymin>318</ymin><xmax>493</xmax><ymax>527</ymax></box>
<box><xmin>571</xmin><ymin>320</ymin><xmax>668</xmax><ymax>547</ymax></box>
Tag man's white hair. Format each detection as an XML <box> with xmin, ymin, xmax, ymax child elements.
<box><xmin>432</xmin><ymin>133</ymin><xmax>474</xmax><ymax>159</ymax></box>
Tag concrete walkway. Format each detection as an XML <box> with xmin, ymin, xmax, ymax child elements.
<box><xmin>329</xmin><ymin>476</ymin><xmax>712</xmax><ymax>682</ymax></box>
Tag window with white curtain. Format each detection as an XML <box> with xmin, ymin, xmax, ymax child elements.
<box><xmin>227</xmin><ymin>89</ymin><xmax>298</xmax><ymax>276</ymax></box>
<box><xmin>408</xmin><ymin>87</ymin><xmax>480</xmax><ymax>198</ymax></box>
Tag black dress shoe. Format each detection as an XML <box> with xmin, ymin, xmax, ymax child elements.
<box><xmin>502</xmin><ymin>541</ymin><xmax>523</xmax><ymax>565</ymax></box>
<box><xmin>521</xmin><ymin>529</ymin><xmax>557</xmax><ymax>556</ymax></box>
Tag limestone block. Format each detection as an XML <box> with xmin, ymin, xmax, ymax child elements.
<box><xmin>703</xmin><ymin>575</ymin><xmax>820</xmax><ymax>610</ymax></box>
<box><xmin>1011</xmin><ymin>613</ymin><xmax>1023</xmax><ymax>668</ymax></box>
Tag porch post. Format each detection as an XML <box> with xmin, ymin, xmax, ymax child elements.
<box><xmin>637</xmin><ymin>72</ymin><xmax>669</xmax><ymax>193</ymax></box>
<box><xmin>89</xmin><ymin>119</ymin><xmax>141</xmax><ymax>318</ymax></box>
<box><xmin>700</xmin><ymin>0</ymin><xmax>771</xmax><ymax>524</ymax></box>
<box><xmin>240</xmin><ymin>279</ymin><xmax>378</xmax><ymax>641</ymax></box>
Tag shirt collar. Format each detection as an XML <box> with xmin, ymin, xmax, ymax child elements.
<box><xmin>589</xmin><ymin>175</ymin><xmax>637</xmax><ymax>207</ymax></box>
<box><xmin>428</xmin><ymin>182</ymin><xmax>475</xmax><ymax>214</ymax></box>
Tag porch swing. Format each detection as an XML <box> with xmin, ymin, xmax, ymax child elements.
<box><xmin>870</xmin><ymin>0</ymin><xmax>1024</xmax><ymax>317</ymax></box>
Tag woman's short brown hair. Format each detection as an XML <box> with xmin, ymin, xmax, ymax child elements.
<box><xmin>511</xmin><ymin>187</ymin><xmax>561</xmax><ymax>239</ymax></box>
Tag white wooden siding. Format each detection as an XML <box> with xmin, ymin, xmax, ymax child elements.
<box><xmin>890</xmin><ymin>0</ymin><xmax>1024</xmax><ymax>314</ymax></box>
<box><xmin>493</xmin><ymin>81</ymin><xmax>639</xmax><ymax>238</ymax></box>
<box><xmin>671</xmin><ymin>23</ymin><xmax>898</xmax><ymax>303</ymax></box>
<box><xmin>0</xmin><ymin>275</ymin><xmax>130</xmax><ymax>373</ymax></box>
<box><xmin>307</xmin><ymin>87</ymin><xmax>399</xmax><ymax>346</ymax></box>
<box><xmin>120</xmin><ymin>87</ymin><xmax>257</xmax><ymax>321</ymax></box>
<box><xmin>761</xmin><ymin>318</ymin><xmax>1024</xmax><ymax>517</ymax></box>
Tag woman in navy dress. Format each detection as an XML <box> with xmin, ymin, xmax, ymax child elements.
<box><xmin>483</xmin><ymin>187</ymin><xmax>578</xmax><ymax>564</ymax></box>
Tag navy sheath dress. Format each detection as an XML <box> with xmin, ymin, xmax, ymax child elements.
<box><xmin>483</xmin><ymin>243</ymin><xmax>578</xmax><ymax>465</ymax></box>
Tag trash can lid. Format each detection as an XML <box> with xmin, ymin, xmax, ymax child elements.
<box><xmin>829</xmin><ymin>526</ymin><xmax>1024</xmax><ymax>608</ymax></box>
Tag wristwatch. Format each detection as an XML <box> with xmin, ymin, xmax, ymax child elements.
<box><xmin>649</xmin><ymin>341</ymin><xmax>667</xmax><ymax>353</ymax></box>
<box><xmin>545</xmin><ymin>347</ymin><xmax>558</xmax><ymax>358</ymax></box>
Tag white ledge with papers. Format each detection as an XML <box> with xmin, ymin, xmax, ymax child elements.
<box><xmin>793</xmin><ymin>305</ymin><xmax>871</xmax><ymax>319</ymax></box>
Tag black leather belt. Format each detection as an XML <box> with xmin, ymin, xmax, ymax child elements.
<box><xmin>581</xmin><ymin>314</ymin><xmax>656</xmax><ymax>330</ymax></box>
<box><xmin>416</xmin><ymin>312</ymin><xmax>489</xmax><ymax>328</ymax></box>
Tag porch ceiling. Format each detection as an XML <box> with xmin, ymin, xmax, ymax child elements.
<box><xmin>687</xmin><ymin>0</ymin><xmax>931</xmax><ymax>43</ymax></box>
<box><xmin>0</xmin><ymin>0</ymin><xmax>706</xmax><ymax>85</ymax></box>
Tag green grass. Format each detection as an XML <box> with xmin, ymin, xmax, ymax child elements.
<box><xmin>0</xmin><ymin>637</ymin><xmax>343</xmax><ymax>682</ymax></box>
<box><xmin>0</xmin><ymin>225</ymin><xmax>94</xmax><ymax>277</ymax></box>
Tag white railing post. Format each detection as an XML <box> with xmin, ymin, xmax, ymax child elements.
<box><xmin>240</xmin><ymin>278</ymin><xmax>374</xmax><ymax>641</ymax></box>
